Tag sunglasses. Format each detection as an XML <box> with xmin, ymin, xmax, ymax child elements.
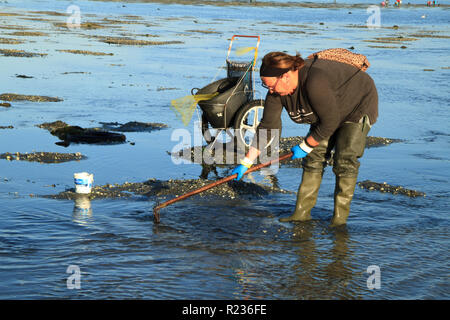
<box><xmin>261</xmin><ymin>76</ymin><xmax>281</xmax><ymax>91</ymax></box>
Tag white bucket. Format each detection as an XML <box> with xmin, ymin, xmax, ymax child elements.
<box><xmin>74</xmin><ymin>172</ymin><xmax>94</xmax><ymax>194</ymax></box>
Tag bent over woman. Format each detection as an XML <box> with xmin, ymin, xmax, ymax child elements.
<box><xmin>232</xmin><ymin>51</ymin><xmax>378</xmax><ymax>226</ymax></box>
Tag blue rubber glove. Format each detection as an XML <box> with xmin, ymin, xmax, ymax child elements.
<box><xmin>291</xmin><ymin>144</ymin><xmax>309</xmax><ymax>160</ymax></box>
<box><xmin>231</xmin><ymin>164</ymin><xmax>248</xmax><ymax>181</ymax></box>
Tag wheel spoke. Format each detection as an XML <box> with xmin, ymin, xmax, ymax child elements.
<box><xmin>252</xmin><ymin>108</ymin><xmax>259</xmax><ymax>127</ymax></box>
<box><xmin>255</xmin><ymin>107</ymin><xmax>262</xmax><ymax>127</ymax></box>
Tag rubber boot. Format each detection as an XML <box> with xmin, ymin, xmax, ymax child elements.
<box><xmin>279</xmin><ymin>171</ymin><xmax>323</xmax><ymax>222</ymax></box>
<box><xmin>330</xmin><ymin>176</ymin><xmax>358</xmax><ymax>227</ymax></box>
<box><xmin>330</xmin><ymin>115</ymin><xmax>371</xmax><ymax>226</ymax></box>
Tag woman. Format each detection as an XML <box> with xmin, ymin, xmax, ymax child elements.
<box><xmin>231</xmin><ymin>51</ymin><xmax>378</xmax><ymax>226</ymax></box>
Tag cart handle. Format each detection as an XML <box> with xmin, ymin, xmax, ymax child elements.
<box><xmin>226</xmin><ymin>35</ymin><xmax>261</xmax><ymax>70</ymax></box>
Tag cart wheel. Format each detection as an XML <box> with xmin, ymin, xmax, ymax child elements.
<box><xmin>234</xmin><ymin>99</ymin><xmax>275</xmax><ymax>149</ymax></box>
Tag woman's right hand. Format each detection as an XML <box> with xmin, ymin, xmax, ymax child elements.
<box><xmin>291</xmin><ymin>144</ymin><xmax>309</xmax><ymax>160</ymax></box>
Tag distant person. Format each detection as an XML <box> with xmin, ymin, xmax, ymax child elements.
<box><xmin>231</xmin><ymin>52</ymin><xmax>378</xmax><ymax>226</ymax></box>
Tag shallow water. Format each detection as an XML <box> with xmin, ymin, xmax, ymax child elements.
<box><xmin>0</xmin><ymin>0</ymin><xmax>449</xmax><ymax>299</ymax></box>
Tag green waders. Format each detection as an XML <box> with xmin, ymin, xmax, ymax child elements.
<box><xmin>280</xmin><ymin>115</ymin><xmax>371</xmax><ymax>226</ymax></box>
<box><xmin>279</xmin><ymin>170</ymin><xmax>323</xmax><ymax>222</ymax></box>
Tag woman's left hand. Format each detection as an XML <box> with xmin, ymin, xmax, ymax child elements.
<box><xmin>231</xmin><ymin>164</ymin><xmax>248</xmax><ymax>181</ymax></box>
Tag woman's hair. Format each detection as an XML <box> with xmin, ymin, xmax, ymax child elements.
<box><xmin>261</xmin><ymin>52</ymin><xmax>305</xmax><ymax>71</ymax></box>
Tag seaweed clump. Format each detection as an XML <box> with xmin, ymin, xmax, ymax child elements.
<box><xmin>57</xmin><ymin>49</ymin><xmax>113</xmax><ymax>56</ymax></box>
<box><xmin>0</xmin><ymin>93</ymin><xmax>62</xmax><ymax>102</ymax></box>
<box><xmin>37</xmin><ymin>121</ymin><xmax>126</xmax><ymax>146</ymax></box>
<box><xmin>47</xmin><ymin>178</ymin><xmax>291</xmax><ymax>201</ymax></box>
<box><xmin>0</xmin><ymin>37</ymin><xmax>24</xmax><ymax>44</ymax></box>
<box><xmin>99</xmin><ymin>36</ymin><xmax>183</xmax><ymax>46</ymax></box>
<box><xmin>170</xmin><ymin>135</ymin><xmax>403</xmax><ymax>167</ymax></box>
<box><xmin>278</xmin><ymin>136</ymin><xmax>402</xmax><ymax>152</ymax></box>
<box><xmin>0</xmin><ymin>49</ymin><xmax>47</xmax><ymax>58</ymax></box>
<box><xmin>358</xmin><ymin>180</ymin><xmax>425</xmax><ymax>197</ymax></box>
<box><xmin>53</xmin><ymin>22</ymin><xmax>106</xmax><ymax>30</ymax></box>
<box><xmin>100</xmin><ymin>121</ymin><xmax>168</xmax><ymax>132</ymax></box>
<box><xmin>0</xmin><ymin>152</ymin><xmax>85</xmax><ymax>163</ymax></box>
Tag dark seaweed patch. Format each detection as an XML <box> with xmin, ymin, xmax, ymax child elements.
<box><xmin>37</xmin><ymin>121</ymin><xmax>126</xmax><ymax>146</ymax></box>
<box><xmin>0</xmin><ymin>49</ymin><xmax>47</xmax><ymax>58</ymax></box>
<box><xmin>0</xmin><ymin>93</ymin><xmax>62</xmax><ymax>102</ymax></box>
<box><xmin>358</xmin><ymin>180</ymin><xmax>425</xmax><ymax>197</ymax></box>
<box><xmin>0</xmin><ymin>152</ymin><xmax>85</xmax><ymax>163</ymax></box>
<box><xmin>46</xmin><ymin>177</ymin><xmax>291</xmax><ymax>201</ymax></box>
<box><xmin>99</xmin><ymin>121</ymin><xmax>168</xmax><ymax>132</ymax></box>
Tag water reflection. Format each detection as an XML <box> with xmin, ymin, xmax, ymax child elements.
<box><xmin>199</xmin><ymin>163</ymin><xmax>220</xmax><ymax>180</ymax></box>
<box><xmin>324</xmin><ymin>227</ymin><xmax>355</xmax><ymax>299</ymax></box>
<box><xmin>232</xmin><ymin>267</ymin><xmax>262</xmax><ymax>300</ymax></box>
<box><xmin>72</xmin><ymin>195</ymin><xmax>93</xmax><ymax>226</ymax></box>
<box><xmin>290</xmin><ymin>223</ymin><xmax>356</xmax><ymax>299</ymax></box>
<box><xmin>248</xmin><ymin>169</ymin><xmax>281</xmax><ymax>190</ymax></box>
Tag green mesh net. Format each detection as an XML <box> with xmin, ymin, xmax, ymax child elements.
<box><xmin>235</xmin><ymin>46</ymin><xmax>256</xmax><ymax>57</ymax></box>
<box><xmin>170</xmin><ymin>93</ymin><xmax>219</xmax><ymax>126</ymax></box>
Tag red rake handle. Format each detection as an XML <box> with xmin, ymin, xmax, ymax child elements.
<box><xmin>152</xmin><ymin>152</ymin><xmax>293</xmax><ymax>223</ymax></box>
